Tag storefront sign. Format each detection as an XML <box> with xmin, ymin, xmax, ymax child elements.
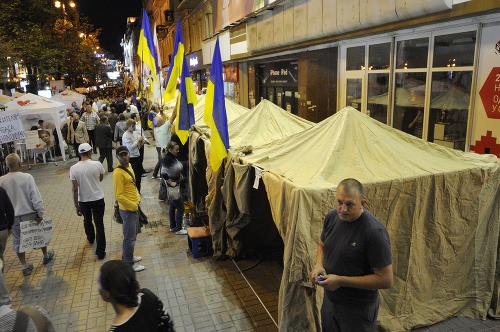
<box><xmin>479</xmin><ymin>67</ymin><xmax>500</xmax><ymax>119</ymax></box>
<box><xmin>258</xmin><ymin>61</ymin><xmax>298</xmax><ymax>86</ymax></box>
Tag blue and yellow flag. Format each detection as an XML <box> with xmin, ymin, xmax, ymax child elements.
<box><xmin>137</xmin><ymin>9</ymin><xmax>159</xmax><ymax>84</ymax></box>
<box><xmin>164</xmin><ymin>20</ymin><xmax>184</xmax><ymax>102</ymax></box>
<box><xmin>174</xmin><ymin>55</ymin><xmax>198</xmax><ymax>144</ymax></box>
<box><xmin>204</xmin><ymin>38</ymin><xmax>229</xmax><ymax>171</ymax></box>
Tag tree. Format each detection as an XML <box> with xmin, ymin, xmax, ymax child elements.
<box><xmin>0</xmin><ymin>0</ymin><xmax>105</xmax><ymax>93</ymax></box>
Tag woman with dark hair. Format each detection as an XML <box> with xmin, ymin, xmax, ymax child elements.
<box><xmin>161</xmin><ymin>141</ymin><xmax>185</xmax><ymax>234</ymax></box>
<box><xmin>99</xmin><ymin>260</ymin><xmax>174</xmax><ymax>331</ymax></box>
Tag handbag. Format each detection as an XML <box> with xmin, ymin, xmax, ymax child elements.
<box><xmin>158</xmin><ymin>177</ymin><xmax>167</xmax><ymax>201</ymax></box>
<box><xmin>113</xmin><ymin>204</ymin><xmax>123</xmax><ymax>224</ymax></box>
<box><xmin>138</xmin><ymin>206</ymin><xmax>148</xmax><ymax>226</ymax></box>
<box><xmin>166</xmin><ymin>182</ymin><xmax>181</xmax><ymax>201</ymax></box>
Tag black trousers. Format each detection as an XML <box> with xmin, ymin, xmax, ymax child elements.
<box><xmin>87</xmin><ymin>130</ymin><xmax>96</xmax><ymax>152</ymax></box>
<box><xmin>79</xmin><ymin>198</ymin><xmax>106</xmax><ymax>257</ymax></box>
<box><xmin>129</xmin><ymin>157</ymin><xmax>143</xmax><ymax>193</ymax></box>
<box><xmin>98</xmin><ymin>147</ymin><xmax>113</xmax><ymax>171</ymax></box>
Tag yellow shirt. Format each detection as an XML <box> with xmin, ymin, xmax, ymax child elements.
<box><xmin>112</xmin><ymin>163</ymin><xmax>140</xmax><ymax>211</ymax></box>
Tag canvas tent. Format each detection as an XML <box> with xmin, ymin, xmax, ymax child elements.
<box><xmin>188</xmin><ymin>96</ymin><xmax>251</xmax><ymax>215</ymax></box>
<box><xmin>0</xmin><ymin>95</ymin><xmax>14</xmax><ymax>104</ymax></box>
<box><xmin>221</xmin><ymin>107</ymin><xmax>500</xmax><ymax>331</ymax></box>
<box><xmin>4</xmin><ymin>93</ymin><xmax>67</xmax><ymax>160</ymax></box>
<box><xmin>51</xmin><ymin>90</ymin><xmax>86</xmax><ymax>110</ymax></box>
<box><xmin>197</xmin><ymin>99</ymin><xmax>314</xmax><ymax>257</ymax></box>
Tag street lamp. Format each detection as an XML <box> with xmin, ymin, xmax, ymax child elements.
<box><xmin>54</xmin><ymin>0</ymin><xmax>75</xmax><ymax>15</ymax></box>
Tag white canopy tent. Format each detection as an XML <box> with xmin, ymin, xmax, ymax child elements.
<box><xmin>4</xmin><ymin>93</ymin><xmax>67</xmax><ymax>160</ymax></box>
<box><xmin>51</xmin><ymin>90</ymin><xmax>86</xmax><ymax>110</ymax></box>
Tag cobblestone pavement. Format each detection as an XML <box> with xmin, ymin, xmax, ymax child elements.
<box><xmin>2</xmin><ymin>142</ymin><xmax>500</xmax><ymax>331</ymax></box>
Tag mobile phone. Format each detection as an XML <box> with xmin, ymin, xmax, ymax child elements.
<box><xmin>317</xmin><ymin>275</ymin><xmax>325</xmax><ymax>282</ymax></box>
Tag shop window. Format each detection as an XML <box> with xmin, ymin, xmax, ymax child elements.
<box><xmin>433</xmin><ymin>31</ymin><xmax>476</xmax><ymax>67</ymax></box>
<box><xmin>369</xmin><ymin>43</ymin><xmax>391</xmax><ymax>70</ymax></box>
<box><xmin>346</xmin><ymin>78</ymin><xmax>363</xmax><ymax>110</ymax></box>
<box><xmin>367</xmin><ymin>73</ymin><xmax>389</xmax><ymax>123</ymax></box>
<box><xmin>393</xmin><ymin>72</ymin><xmax>427</xmax><ymax>138</ymax></box>
<box><xmin>427</xmin><ymin>71</ymin><xmax>472</xmax><ymax>150</ymax></box>
<box><xmin>396</xmin><ymin>37</ymin><xmax>429</xmax><ymax>69</ymax></box>
<box><xmin>346</xmin><ymin>46</ymin><xmax>365</xmax><ymax>70</ymax></box>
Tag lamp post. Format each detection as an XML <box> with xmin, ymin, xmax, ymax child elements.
<box><xmin>54</xmin><ymin>0</ymin><xmax>75</xmax><ymax>16</ymax></box>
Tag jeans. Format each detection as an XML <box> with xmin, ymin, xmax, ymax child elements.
<box><xmin>79</xmin><ymin>198</ymin><xmax>106</xmax><ymax>257</ymax></box>
<box><xmin>98</xmin><ymin>147</ymin><xmax>114</xmax><ymax>171</ymax></box>
<box><xmin>321</xmin><ymin>295</ymin><xmax>379</xmax><ymax>332</ymax></box>
<box><xmin>153</xmin><ymin>146</ymin><xmax>162</xmax><ymax>177</ymax></box>
<box><xmin>119</xmin><ymin>209</ymin><xmax>139</xmax><ymax>264</ymax></box>
<box><xmin>168</xmin><ymin>198</ymin><xmax>184</xmax><ymax>231</ymax></box>
<box><xmin>129</xmin><ymin>157</ymin><xmax>142</xmax><ymax>193</ymax></box>
<box><xmin>88</xmin><ymin>130</ymin><xmax>96</xmax><ymax>152</ymax></box>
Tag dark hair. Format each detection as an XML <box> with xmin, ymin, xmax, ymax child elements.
<box><xmin>166</xmin><ymin>141</ymin><xmax>178</xmax><ymax>151</ymax></box>
<box><xmin>99</xmin><ymin>260</ymin><xmax>140</xmax><ymax>307</ymax></box>
<box><xmin>338</xmin><ymin>178</ymin><xmax>365</xmax><ymax>198</ymax></box>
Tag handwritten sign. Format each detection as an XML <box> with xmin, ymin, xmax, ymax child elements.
<box><xmin>19</xmin><ymin>218</ymin><xmax>52</xmax><ymax>253</ymax></box>
<box><xmin>0</xmin><ymin>109</ymin><xmax>26</xmax><ymax>144</ymax></box>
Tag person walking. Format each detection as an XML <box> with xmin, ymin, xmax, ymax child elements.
<box><xmin>94</xmin><ymin>116</ymin><xmax>114</xmax><ymax>172</ymax></box>
<box><xmin>113</xmin><ymin>146</ymin><xmax>144</xmax><ymax>272</ymax></box>
<box><xmin>309</xmin><ymin>178</ymin><xmax>393</xmax><ymax>332</ymax></box>
<box><xmin>69</xmin><ymin>143</ymin><xmax>107</xmax><ymax>260</ymax></box>
<box><xmin>0</xmin><ymin>154</ymin><xmax>54</xmax><ymax>276</ymax></box>
<box><xmin>0</xmin><ymin>186</ymin><xmax>14</xmax><ymax>261</ymax></box>
<box><xmin>67</xmin><ymin>113</ymin><xmax>89</xmax><ymax>161</ymax></box>
<box><xmin>114</xmin><ymin>114</ymin><xmax>127</xmax><ymax>146</ymax></box>
<box><xmin>81</xmin><ymin>103</ymin><xmax>100</xmax><ymax>153</ymax></box>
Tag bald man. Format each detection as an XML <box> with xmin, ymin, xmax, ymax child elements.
<box><xmin>0</xmin><ymin>154</ymin><xmax>54</xmax><ymax>276</ymax></box>
<box><xmin>310</xmin><ymin>178</ymin><xmax>393</xmax><ymax>332</ymax></box>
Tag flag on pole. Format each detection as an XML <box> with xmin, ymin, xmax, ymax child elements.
<box><xmin>204</xmin><ymin>38</ymin><xmax>229</xmax><ymax>171</ymax></box>
<box><xmin>174</xmin><ymin>54</ymin><xmax>198</xmax><ymax>144</ymax></box>
<box><xmin>137</xmin><ymin>9</ymin><xmax>159</xmax><ymax>96</ymax></box>
<box><xmin>152</xmin><ymin>23</ymin><xmax>162</xmax><ymax>102</ymax></box>
<box><xmin>163</xmin><ymin>20</ymin><xmax>184</xmax><ymax>102</ymax></box>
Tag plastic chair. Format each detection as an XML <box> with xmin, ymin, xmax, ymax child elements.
<box><xmin>31</xmin><ymin>147</ymin><xmax>53</xmax><ymax>164</ymax></box>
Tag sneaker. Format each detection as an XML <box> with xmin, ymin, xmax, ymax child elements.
<box><xmin>43</xmin><ymin>250</ymin><xmax>54</xmax><ymax>265</ymax></box>
<box><xmin>132</xmin><ymin>264</ymin><xmax>145</xmax><ymax>272</ymax></box>
<box><xmin>132</xmin><ymin>256</ymin><xmax>142</xmax><ymax>263</ymax></box>
<box><xmin>175</xmin><ymin>229</ymin><xmax>188</xmax><ymax>235</ymax></box>
<box><xmin>22</xmin><ymin>264</ymin><xmax>33</xmax><ymax>276</ymax></box>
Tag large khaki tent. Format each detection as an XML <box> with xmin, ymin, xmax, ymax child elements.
<box><xmin>201</xmin><ymin>99</ymin><xmax>314</xmax><ymax>257</ymax></box>
<box><xmin>222</xmin><ymin>107</ymin><xmax>500</xmax><ymax>331</ymax></box>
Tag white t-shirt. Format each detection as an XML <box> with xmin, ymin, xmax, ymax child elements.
<box><xmin>69</xmin><ymin>159</ymin><xmax>105</xmax><ymax>202</ymax></box>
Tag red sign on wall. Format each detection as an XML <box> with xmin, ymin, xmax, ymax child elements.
<box><xmin>479</xmin><ymin>67</ymin><xmax>500</xmax><ymax>119</ymax></box>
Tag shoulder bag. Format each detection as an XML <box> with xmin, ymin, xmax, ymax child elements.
<box><xmin>116</xmin><ymin>166</ymin><xmax>148</xmax><ymax>226</ymax></box>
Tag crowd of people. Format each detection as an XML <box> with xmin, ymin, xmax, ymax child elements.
<box><xmin>0</xmin><ymin>93</ymin><xmax>188</xmax><ymax>331</ymax></box>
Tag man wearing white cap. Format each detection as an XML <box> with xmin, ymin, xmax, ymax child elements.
<box><xmin>69</xmin><ymin>143</ymin><xmax>107</xmax><ymax>259</ymax></box>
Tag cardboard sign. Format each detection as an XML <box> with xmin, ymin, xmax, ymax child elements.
<box><xmin>19</xmin><ymin>218</ymin><xmax>52</xmax><ymax>253</ymax></box>
<box><xmin>0</xmin><ymin>109</ymin><xmax>26</xmax><ymax>144</ymax></box>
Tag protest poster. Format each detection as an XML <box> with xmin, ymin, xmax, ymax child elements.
<box><xmin>0</xmin><ymin>109</ymin><xmax>26</xmax><ymax>144</ymax></box>
<box><xmin>19</xmin><ymin>218</ymin><xmax>52</xmax><ymax>253</ymax></box>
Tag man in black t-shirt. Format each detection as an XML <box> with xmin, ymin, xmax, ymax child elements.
<box><xmin>310</xmin><ymin>178</ymin><xmax>393</xmax><ymax>332</ymax></box>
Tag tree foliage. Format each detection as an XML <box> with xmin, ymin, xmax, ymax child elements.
<box><xmin>0</xmin><ymin>0</ymin><xmax>106</xmax><ymax>91</ymax></box>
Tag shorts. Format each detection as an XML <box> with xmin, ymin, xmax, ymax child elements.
<box><xmin>12</xmin><ymin>213</ymin><xmax>38</xmax><ymax>253</ymax></box>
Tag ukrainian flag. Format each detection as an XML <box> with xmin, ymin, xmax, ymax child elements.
<box><xmin>164</xmin><ymin>20</ymin><xmax>184</xmax><ymax>102</ymax></box>
<box><xmin>204</xmin><ymin>38</ymin><xmax>229</xmax><ymax>171</ymax></box>
<box><xmin>137</xmin><ymin>9</ymin><xmax>159</xmax><ymax>83</ymax></box>
<box><xmin>174</xmin><ymin>56</ymin><xmax>198</xmax><ymax>144</ymax></box>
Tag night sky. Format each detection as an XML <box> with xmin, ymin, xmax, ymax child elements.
<box><xmin>77</xmin><ymin>0</ymin><xmax>144</xmax><ymax>60</ymax></box>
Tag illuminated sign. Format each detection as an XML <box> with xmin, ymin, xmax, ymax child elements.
<box><xmin>189</xmin><ymin>56</ymin><xmax>199</xmax><ymax>68</ymax></box>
